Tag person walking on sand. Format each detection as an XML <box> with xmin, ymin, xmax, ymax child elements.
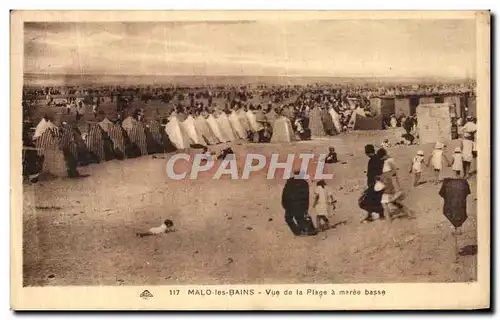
<box><xmin>377</xmin><ymin>148</ymin><xmax>414</xmax><ymax>220</ymax></box>
<box><xmin>427</xmin><ymin>142</ymin><xmax>451</xmax><ymax>184</ymax></box>
<box><xmin>281</xmin><ymin>170</ymin><xmax>317</xmax><ymax>236</ymax></box>
<box><xmin>359</xmin><ymin>144</ymin><xmax>384</xmax><ymax>222</ymax></box>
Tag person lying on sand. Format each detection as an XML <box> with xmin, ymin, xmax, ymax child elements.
<box><xmin>136</xmin><ymin>219</ymin><xmax>175</xmax><ymax>237</ymax></box>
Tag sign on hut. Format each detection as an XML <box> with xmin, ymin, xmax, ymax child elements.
<box><xmin>416</xmin><ymin>103</ymin><xmax>453</xmax><ymax>145</ymax></box>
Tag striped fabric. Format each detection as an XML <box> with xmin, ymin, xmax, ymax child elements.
<box><xmin>33</xmin><ymin>128</ymin><xmax>68</xmax><ymax>177</ymax></box>
<box><xmin>147</xmin><ymin>120</ymin><xmax>163</xmax><ymax>146</ymax></box>
<box><xmin>108</xmin><ymin>124</ymin><xmax>128</xmax><ymax>158</ymax></box>
<box><xmin>127</xmin><ymin>121</ymin><xmax>148</xmax><ymax>156</ymax></box>
<box><xmin>34</xmin><ymin>128</ymin><xmax>60</xmax><ymax>156</ymax></box>
<box><xmin>86</xmin><ymin>124</ymin><xmax>106</xmax><ymax>161</ymax></box>
<box><xmin>72</xmin><ymin>126</ymin><xmax>89</xmax><ymax>154</ymax></box>
<box><xmin>124</xmin><ymin>120</ymin><xmax>148</xmax><ymax>156</ymax></box>
<box><xmin>59</xmin><ymin>125</ymin><xmax>78</xmax><ymax>159</ymax></box>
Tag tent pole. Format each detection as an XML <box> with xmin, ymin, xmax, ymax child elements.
<box><xmin>454</xmin><ymin>227</ymin><xmax>459</xmax><ymax>263</ymax></box>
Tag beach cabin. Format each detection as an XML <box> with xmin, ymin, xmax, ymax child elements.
<box><xmin>467</xmin><ymin>96</ymin><xmax>477</xmax><ymax>118</ymax></box>
<box><xmin>371</xmin><ymin>97</ymin><xmax>395</xmax><ymax>118</ymax></box>
<box><xmin>443</xmin><ymin>95</ymin><xmax>461</xmax><ymax>118</ymax></box>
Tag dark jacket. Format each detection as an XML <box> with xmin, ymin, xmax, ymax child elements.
<box><xmin>281</xmin><ymin>177</ymin><xmax>310</xmax><ymax>212</ymax></box>
<box><xmin>439</xmin><ymin>178</ymin><xmax>471</xmax><ymax>228</ymax></box>
<box><xmin>367</xmin><ymin>154</ymin><xmax>384</xmax><ymax>187</ymax></box>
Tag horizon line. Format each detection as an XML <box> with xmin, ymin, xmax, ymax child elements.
<box><xmin>23</xmin><ymin>72</ymin><xmax>475</xmax><ymax>80</ymax></box>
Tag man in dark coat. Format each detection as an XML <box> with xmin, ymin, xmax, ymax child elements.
<box><xmin>359</xmin><ymin>144</ymin><xmax>385</xmax><ymax>222</ymax></box>
<box><xmin>403</xmin><ymin>116</ymin><xmax>415</xmax><ymax>134</ymax></box>
<box><xmin>281</xmin><ymin>171</ymin><xmax>316</xmax><ymax>236</ymax></box>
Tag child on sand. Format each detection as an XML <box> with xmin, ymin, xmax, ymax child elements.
<box><xmin>409</xmin><ymin>150</ymin><xmax>425</xmax><ymax>187</ymax></box>
<box><xmin>452</xmin><ymin>147</ymin><xmax>463</xmax><ymax>178</ymax></box>
<box><xmin>312</xmin><ymin>180</ymin><xmax>336</xmax><ymax>218</ymax></box>
<box><xmin>325</xmin><ymin>147</ymin><xmax>338</xmax><ymax>164</ymax></box>
<box><xmin>376</xmin><ymin>148</ymin><xmax>414</xmax><ymax>220</ymax></box>
<box><xmin>136</xmin><ymin>219</ymin><xmax>175</xmax><ymax>237</ymax></box>
<box><xmin>427</xmin><ymin>142</ymin><xmax>451</xmax><ymax>184</ymax></box>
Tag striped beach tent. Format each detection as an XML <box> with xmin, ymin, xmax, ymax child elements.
<box><xmin>86</xmin><ymin>123</ymin><xmax>114</xmax><ymax>162</ymax></box>
<box><xmin>59</xmin><ymin>123</ymin><xmax>90</xmax><ymax>165</ymax></box>
<box><xmin>33</xmin><ymin>118</ymin><xmax>55</xmax><ymax>140</ymax></box>
<box><xmin>34</xmin><ymin>127</ymin><xmax>60</xmax><ymax>156</ymax></box>
<box><xmin>122</xmin><ymin>116</ymin><xmax>148</xmax><ymax>156</ymax></box>
<box><xmin>145</xmin><ymin>119</ymin><xmax>166</xmax><ymax>154</ymax></box>
<box><xmin>107</xmin><ymin>123</ymin><xmax>131</xmax><ymax>159</ymax></box>
<box><xmin>33</xmin><ymin>129</ymin><xmax>69</xmax><ymax>178</ymax></box>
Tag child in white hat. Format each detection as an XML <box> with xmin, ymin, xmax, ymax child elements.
<box><xmin>452</xmin><ymin>147</ymin><xmax>463</xmax><ymax>177</ymax></box>
<box><xmin>409</xmin><ymin>150</ymin><xmax>425</xmax><ymax>187</ymax></box>
<box><xmin>427</xmin><ymin>141</ymin><xmax>451</xmax><ymax>184</ymax></box>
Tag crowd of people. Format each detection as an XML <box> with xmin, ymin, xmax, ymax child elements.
<box><xmin>23</xmin><ymin>81</ymin><xmax>476</xmax><ymax>141</ymax></box>
<box><xmin>281</xmin><ymin>114</ymin><xmax>477</xmax><ymax>236</ymax></box>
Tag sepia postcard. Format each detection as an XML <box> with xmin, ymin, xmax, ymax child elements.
<box><xmin>10</xmin><ymin>10</ymin><xmax>490</xmax><ymax>310</ymax></box>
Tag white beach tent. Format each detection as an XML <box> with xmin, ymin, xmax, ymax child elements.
<box><xmin>165</xmin><ymin>115</ymin><xmax>191</xmax><ymax>149</ymax></box>
<box><xmin>228</xmin><ymin>110</ymin><xmax>247</xmax><ymax>139</ymax></box>
<box><xmin>182</xmin><ymin>115</ymin><xmax>205</xmax><ymax>145</ymax></box>
<box><xmin>206</xmin><ymin>114</ymin><xmax>227</xmax><ymax>143</ymax></box>
<box><xmin>216</xmin><ymin>112</ymin><xmax>237</xmax><ymax>141</ymax></box>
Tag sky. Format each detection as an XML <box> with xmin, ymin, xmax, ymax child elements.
<box><xmin>24</xmin><ymin>19</ymin><xmax>477</xmax><ymax>78</ymax></box>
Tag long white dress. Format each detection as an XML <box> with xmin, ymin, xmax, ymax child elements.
<box><xmin>462</xmin><ymin>139</ymin><xmax>474</xmax><ymax>162</ymax></box>
<box><xmin>431</xmin><ymin>150</ymin><xmax>444</xmax><ymax>170</ymax></box>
